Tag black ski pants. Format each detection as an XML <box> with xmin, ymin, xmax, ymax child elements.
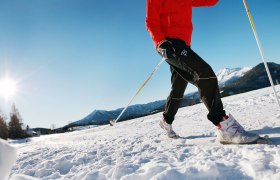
<box><xmin>162</xmin><ymin>38</ymin><xmax>226</xmax><ymax>126</ymax></box>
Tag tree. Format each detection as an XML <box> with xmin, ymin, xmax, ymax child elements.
<box><xmin>8</xmin><ymin>104</ymin><xmax>25</xmax><ymax>139</ymax></box>
<box><xmin>0</xmin><ymin>114</ymin><xmax>8</xmax><ymax>140</ymax></box>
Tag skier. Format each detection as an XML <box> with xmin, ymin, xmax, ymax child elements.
<box><xmin>146</xmin><ymin>0</ymin><xmax>260</xmax><ymax>144</ymax></box>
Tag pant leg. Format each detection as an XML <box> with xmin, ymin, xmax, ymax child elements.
<box><xmin>165</xmin><ymin>38</ymin><xmax>226</xmax><ymax>126</ymax></box>
<box><xmin>163</xmin><ymin>66</ymin><xmax>188</xmax><ymax>124</ymax></box>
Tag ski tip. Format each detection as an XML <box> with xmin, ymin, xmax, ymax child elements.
<box><xmin>109</xmin><ymin>119</ymin><xmax>116</xmax><ymax>126</ymax></box>
<box><xmin>256</xmin><ymin>135</ymin><xmax>273</xmax><ymax>144</ymax></box>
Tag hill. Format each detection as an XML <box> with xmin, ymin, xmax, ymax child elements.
<box><xmin>221</xmin><ymin>62</ymin><xmax>280</xmax><ymax>96</ymax></box>
<box><xmin>216</xmin><ymin>67</ymin><xmax>252</xmax><ymax>88</ymax></box>
<box><xmin>9</xmin><ymin>85</ymin><xmax>280</xmax><ymax>179</ymax></box>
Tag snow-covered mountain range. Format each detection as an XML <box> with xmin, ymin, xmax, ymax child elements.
<box><xmin>221</xmin><ymin>62</ymin><xmax>280</xmax><ymax>97</ymax></box>
<box><xmin>66</xmin><ymin>94</ymin><xmax>198</xmax><ymax>128</ymax></box>
<box><xmin>72</xmin><ymin>100</ymin><xmax>166</xmax><ymax>126</ymax></box>
<box><xmin>64</xmin><ymin>62</ymin><xmax>279</xmax><ymax>128</ymax></box>
<box><xmin>216</xmin><ymin>67</ymin><xmax>252</xmax><ymax>88</ymax></box>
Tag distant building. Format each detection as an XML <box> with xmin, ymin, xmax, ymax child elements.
<box><xmin>26</xmin><ymin>129</ymin><xmax>40</xmax><ymax>137</ymax></box>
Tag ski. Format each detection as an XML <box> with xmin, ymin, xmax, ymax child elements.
<box><xmin>220</xmin><ymin>135</ymin><xmax>273</xmax><ymax>145</ymax></box>
<box><xmin>254</xmin><ymin>135</ymin><xmax>273</xmax><ymax>145</ymax></box>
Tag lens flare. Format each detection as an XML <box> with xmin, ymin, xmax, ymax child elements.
<box><xmin>0</xmin><ymin>77</ymin><xmax>17</xmax><ymax>100</ymax></box>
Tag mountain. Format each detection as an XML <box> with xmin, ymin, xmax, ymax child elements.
<box><xmin>66</xmin><ymin>93</ymin><xmax>200</xmax><ymax>128</ymax></box>
<box><xmin>221</xmin><ymin>62</ymin><xmax>280</xmax><ymax>97</ymax></box>
<box><xmin>65</xmin><ymin>62</ymin><xmax>279</xmax><ymax>128</ymax></box>
<box><xmin>217</xmin><ymin>67</ymin><xmax>252</xmax><ymax>88</ymax></box>
<box><xmin>67</xmin><ymin>100</ymin><xmax>166</xmax><ymax>127</ymax></box>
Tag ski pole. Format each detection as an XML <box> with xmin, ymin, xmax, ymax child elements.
<box><xmin>110</xmin><ymin>58</ymin><xmax>165</xmax><ymax>125</ymax></box>
<box><xmin>243</xmin><ymin>0</ymin><xmax>280</xmax><ymax>108</ymax></box>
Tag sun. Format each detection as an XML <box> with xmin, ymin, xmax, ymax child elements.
<box><xmin>0</xmin><ymin>77</ymin><xmax>17</xmax><ymax>100</ymax></box>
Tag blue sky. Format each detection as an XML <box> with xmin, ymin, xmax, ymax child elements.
<box><xmin>0</xmin><ymin>0</ymin><xmax>279</xmax><ymax>128</ymax></box>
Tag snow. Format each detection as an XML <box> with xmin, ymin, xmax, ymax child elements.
<box><xmin>0</xmin><ymin>139</ymin><xmax>17</xmax><ymax>180</ymax></box>
<box><xmin>217</xmin><ymin>67</ymin><xmax>252</xmax><ymax>87</ymax></box>
<box><xmin>8</xmin><ymin>85</ymin><xmax>280</xmax><ymax>180</ymax></box>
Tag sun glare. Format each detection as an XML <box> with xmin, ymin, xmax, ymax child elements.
<box><xmin>0</xmin><ymin>77</ymin><xmax>17</xmax><ymax>100</ymax></box>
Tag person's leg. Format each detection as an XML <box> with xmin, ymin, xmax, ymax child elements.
<box><xmin>163</xmin><ymin>38</ymin><xmax>259</xmax><ymax>143</ymax></box>
<box><xmin>163</xmin><ymin>66</ymin><xmax>188</xmax><ymax>124</ymax></box>
<box><xmin>165</xmin><ymin>38</ymin><xmax>226</xmax><ymax>125</ymax></box>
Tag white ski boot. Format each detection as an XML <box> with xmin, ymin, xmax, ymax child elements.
<box><xmin>160</xmin><ymin>118</ymin><xmax>179</xmax><ymax>138</ymax></box>
<box><xmin>217</xmin><ymin>114</ymin><xmax>259</xmax><ymax>144</ymax></box>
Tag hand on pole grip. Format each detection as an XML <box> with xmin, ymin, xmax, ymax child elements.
<box><xmin>156</xmin><ymin>40</ymin><xmax>176</xmax><ymax>59</ymax></box>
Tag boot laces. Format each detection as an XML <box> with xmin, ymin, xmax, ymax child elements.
<box><xmin>227</xmin><ymin>120</ymin><xmax>244</xmax><ymax>136</ymax></box>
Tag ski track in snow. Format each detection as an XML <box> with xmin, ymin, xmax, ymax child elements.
<box><xmin>9</xmin><ymin>86</ymin><xmax>280</xmax><ymax>180</ymax></box>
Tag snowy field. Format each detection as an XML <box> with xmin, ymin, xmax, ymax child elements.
<box><xmin>8</xmin><ymin>86</ymin><xmax>280</xmax><ymax>180</ymax></box>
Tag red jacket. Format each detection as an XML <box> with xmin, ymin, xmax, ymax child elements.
<box><xmin>146</xmin><ymin>0</ymin><xmax>219</xmax><ymax>47</ymax></box>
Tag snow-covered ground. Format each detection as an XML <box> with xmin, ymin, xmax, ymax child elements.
<box><xmin>8</xmin><ymin>86</ymin><xmax>280</xmax><ymax>180</ymax></box>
